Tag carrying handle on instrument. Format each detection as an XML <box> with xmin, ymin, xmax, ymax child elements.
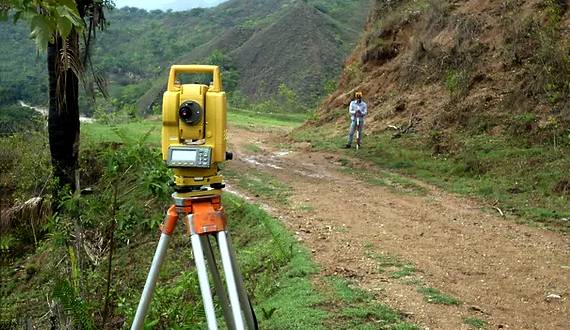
<box><xmin>167</xmin><ymin>65</ymin><xmax>222</xmax><ymax>92</ymax></box>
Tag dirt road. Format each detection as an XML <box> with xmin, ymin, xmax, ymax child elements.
<box><xmin>226</xmin><ymin>126</ymin><xmax>569</xmax><ymax>330</ymax></box>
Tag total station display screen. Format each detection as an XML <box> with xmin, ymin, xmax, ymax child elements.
<box><xmin>167</xmin><ymin>146</ymin><xmax>212</xmax><ymax>168</ymax></box>
<box><xmin>171</xmin><ymin>149</ymin><xmax>197</xmax><ymax>162</ymax></box>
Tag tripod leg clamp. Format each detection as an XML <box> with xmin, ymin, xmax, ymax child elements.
<box><xmin>160</xmin><ymin>205</ymin><xmax>179</xmax><ymax>235</ymax></box>
<box><xmin>191</xmin><ymin>199</ymin><xmax>227</xmax><ymax>234</ymax></box>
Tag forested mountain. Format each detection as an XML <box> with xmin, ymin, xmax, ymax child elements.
<box><xmin>0</xmin><ymin>22</ymin><xmax>47</xmax><ymax>106</ymax></box>
<box><xmin>0</xmin><ymin>0</ymin><xmax>373</xmax><ymax>114</ymax></box>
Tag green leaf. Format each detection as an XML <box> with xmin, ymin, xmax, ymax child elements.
<box><xmin>57</xmin><ymin>0</ymin><xmax>79</xmax><ymax>10</ymax></box>
<box><xmin>30</xmin><ymin>15</ymin><xmax>55</xmax><ymax>50</ymax></box>
<box><xmin>145</xmin><ymin>319</ymin><xmax>160</xmax><ymax>328</ymax></box>
<box><xmin>57</xmin><ymin>15</ymin><xmax>73</xmax><ymax>39</ymax></box>
<box><xmin>56</xmin><ymin>3</ymin><xmax>83</xmax><ymax>30</ymax></box>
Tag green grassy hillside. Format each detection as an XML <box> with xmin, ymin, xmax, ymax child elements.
<box><xmin>231</xmin><ymin>1</ymin><xmax>350</xmax><ymax>102</ymax></box>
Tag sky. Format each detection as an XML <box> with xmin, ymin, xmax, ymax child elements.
<box><xmin>113</xmin><ymin>0</ymin><xmax>227</xmax><ymax>11</ymax></box>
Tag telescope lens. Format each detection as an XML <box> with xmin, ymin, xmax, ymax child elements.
<box><xmin>179</xmin><ymin>101</ymin><xmax>202</xmax><ymax>125</ymax></box>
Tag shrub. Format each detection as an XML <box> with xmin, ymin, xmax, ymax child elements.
<box><xmin>0</xmin><ymin>104</ymin><xmax>44</xmax><ymax>134</ymax></box>
<box><xmin>503</xmin><ymin>0</ymin><xmax>570</xmax><ymax>106</ymax></box>
<box><xmin>362</xmin><ymin>39</ymin><xmax>398</xmax><ymax>64</ymax></box>
<box><xmin>444</xmin><ymin>69</ymin><xmax>471</xmax><ymax>101</ymax></box>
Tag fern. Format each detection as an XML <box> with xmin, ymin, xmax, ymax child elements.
<box><xmin>52</xmin><ymin>279</ymin><xmax>96</xmax><ymax>330</ymax></box>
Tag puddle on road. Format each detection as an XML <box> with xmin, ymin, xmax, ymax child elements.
<box><xmin>273</xmin><ymin>151</ymin><xmax>291</xmax><ymax>157</ymax></box>
<box><xmin>242</xmin><ymin>156</ymin><xmax>283</xmax><ymax>169</ymax></box>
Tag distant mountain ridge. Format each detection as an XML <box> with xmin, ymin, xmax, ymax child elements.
<box><xmin>115</xmin><ymin>0</ymin><xmax>228</xmax><ymax>11</ymax></box>
<box><xmin>0</xmin><ymin>0</ymin><xmax>373</xmax><ymax>114</ymax></box>
<box><xmin>136</xmin><ymin>0</ymin><xmax>373</xmax><ymax>112</ymax></box>
<box><xmin>232</xmin><ymin>1</ymin><xmax>349</xmax><ymax>101</ymax></box>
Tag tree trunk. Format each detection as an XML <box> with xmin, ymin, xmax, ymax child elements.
<box><xmin>47</xmin><ymin>35</ymin><xmax>80</xmax><ymax>193</ymax></box>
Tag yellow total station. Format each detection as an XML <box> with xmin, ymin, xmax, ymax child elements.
<box><xmin>161</xmin><ymin>65</ymin><xmax>228</xmax><ymax>191</ymax></box>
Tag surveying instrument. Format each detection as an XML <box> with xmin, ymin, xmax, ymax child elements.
<box><xmin>131</xmin><ymin>65</ymin><xmax>258</xmax><ymax>330</ymax></box>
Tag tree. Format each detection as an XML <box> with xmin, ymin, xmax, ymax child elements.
<box><xmin>207</xmin><ymin>49</ymin><xmax>239</xmax><ymax>93</ymax></box>
<box><xmin>2</xmin><ymin>0</ymin><xmax>110</xmax><ymax>194</ymax></box>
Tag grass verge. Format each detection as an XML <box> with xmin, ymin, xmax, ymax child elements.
<box><xmin>322</xmin><ymin>277</ymin><xmax>418</xmax><ymax>330</ymax></box>
<box><xmin>464</xmin><ymin>316</ymin><xmax>488</xmax><ymax>329</ymax></box>
<box><xmin>224</xmin><ymin>167</ymin><xmax>291</xmax><ymax>205</ymax></box>
<box><xmin>222</xmin><ymin>193</ymin><xmax>327</xmax><ymax>329</ymax></box>
<box><xmin>81</xmin><ymin>119</ymin><xmax>161</xmax><ymax>145</ymax></box>
<box><xmin>228</xmin><ymin>107</ymin><xmax>307</xmax><ymax>129</ymax></box>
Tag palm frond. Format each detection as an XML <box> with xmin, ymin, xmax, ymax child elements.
<box><xmin>60</xmin><ymin>37</ymin><xmax>85</xmax><ymax>86</ymax></box>
<box><xmin>93</xmin><ymin>67</ymin><xmax>109</xmax><ymax>97</ymax></box>
<box><xmin>80</xmin><ymin>0</ymin><xmax>111</xmax><ymax>100</ymax></box>
<box><xmin>53</xmin><ymin>35</ymin><xmax>85</xmax><ymax>110</ymax></box>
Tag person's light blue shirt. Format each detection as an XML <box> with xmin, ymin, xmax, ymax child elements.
<box><xmin>349</xmin><ymin>100</ymin><xmax>368</xmax><ymax>121</ymax></box>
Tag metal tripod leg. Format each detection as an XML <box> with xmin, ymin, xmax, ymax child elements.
<box><xmin>131</xmin><ymin>233</ymin><xmax>171</xmax><ymax>330</ymax></box>
<box><xmin>132</xmin><ymin>196</ymin><xmax>258</xmax><ymax>330</ymax></box>
<box><xmin>217</xmin><ymin>231</ymin><xmax>245</xmax><ymax>330</ymax></box>
<box><xmin>201</xmin><ymin>235</ymin><xmax>236</xmax><ymax>330</ymax></box>
<box><xmin>190</xmin><ymin>220</ymin><xmax>219</xmax><ymax>330</ymax></box>
<box><xmin>225</xmin><ymin>233</ymin><xmax>258</xmax><ymax>330</ymax></box>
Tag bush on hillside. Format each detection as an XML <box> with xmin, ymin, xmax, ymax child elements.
<box><xmin>0</xmin><ymin>104</ymin><xmax>44</xmax><ymax>134</ymax></box>
<box><xmin>0</xmin><ymin>132</ymin><xmax>52</xmax><ymax>256</ymax></box>
<box><xmin>2</xmin><ymin>130</ymin><xmax>174</xmax><ymax>327</ymax></box>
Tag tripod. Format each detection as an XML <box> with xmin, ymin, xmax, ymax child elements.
<box><xmin>131</xmin><ymin>191</ymin><xmax>258</xmax><ymax>330</ymax></box>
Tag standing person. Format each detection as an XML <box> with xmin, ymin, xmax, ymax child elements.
<box><xmin>345</xmin><ymin>91</ymin><xmax>368</xmax><ymax>148</ymax></box>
